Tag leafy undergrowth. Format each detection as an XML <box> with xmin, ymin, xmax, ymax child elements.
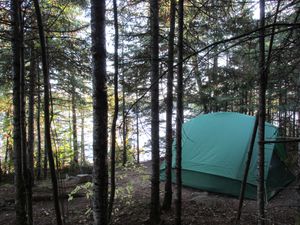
<box><xmin>0</xmin><ymin>163</ymin><xmax>298</xmax><ymax>225</ymax></box>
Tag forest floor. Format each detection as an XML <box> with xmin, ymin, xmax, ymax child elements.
<box><xmin>0</xmin><ymin>161</ymin><xmax>299</xmax><ymax>225</ymax></box>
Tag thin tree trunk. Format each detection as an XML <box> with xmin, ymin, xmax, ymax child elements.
<box><xmin>37</xmin><ymin>69</ymin><xmax>42</xmax><ymax>180</ymax></box>
<box><xmin>21</xmin><ymin>31</ymin><xmax>32</xmax><ymax>224</ymax></box>
<box><xmin>28</xmin><ymin>44</ymin><xmax>36</xmax><ymax>186</ymax></box>
<box><xmin>33</xmin><ymin>0</ymin><xmax>63</xmax><ymax>224</ymax></box>
<box><xmin>162</xmin><ymin>0</ymin><xmax>176</xmax><ymax>211</ymax></box>
<box><xmin>80</xmin><ymin>113</ymin><xmax>85</xmax><ymax>165</ymax></box>
<box><xmin>258</xmin><ymin>0</ymin><xmax>266</xmax><ymax>224</ymax></box>
<box><xmin>43</xmin><ymin>143</ymin><xmax>48</xmax><ymax>178</ymax></box>
<box><xmin>91</xmin><ymin>0</ymin><xmax>108</xmax><ymax>224</ymax></box>
<box><xmin>4</xmin><ymin>133</ymin><xmax>10</xmax><ymax>174</ymax></box>
<box><xmin>72</xmin><ymin>89</ymin><xmax>78</xmax><ymax>166</ymax></box>
<box><xmin>108</xmin><ymin>0</ymin><xmax>119</xmax><ymax>221</ymax></box>
<box><xmin>122</xmin><ymin>84</ymin><xmax>127</xmax><ymax>166</ymax></box>
<box><xmin>149</xmin><ymin>0</ymin><xmax>160</xmax><ymax>223</ymax></box>
<box><xmin>11</xmin><ymin>0</ymin><xmax>27</xmax><ymax>222</ymax></box>
<box><xmin>236</xmin><ymin>114</ymin><xmax>259</xmax><ymax>223</ymax></box>
<box><xmin>136</xmin><ymin>92</ymin><xmax>140</xmax><ymax>164</ymax></box>
<box><xmin>293</xmin><ymin>110</ymin><xmax>296</xmax><ymax>137</ymax></box>
<box><xmin>175</xmin><ymin>0</ymin><xmax>184</xmax><ymax>224</ymax></box>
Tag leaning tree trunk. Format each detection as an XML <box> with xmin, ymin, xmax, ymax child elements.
<box><xmin>33</xmin><ymin>0</ymin><xmax>63</xmax><ymax>224</ymax></box>
<box><xmin>108</xmin><ymin>0</ymin><xmax>119</xmax><ymax>221</ymax></box>
<box><xmin>11</xmin><ymin>0</ymin><xmax>27</xmax><ymax>222</ymax></box>
<box><xmin>175</xmin><ymin>0</ymin><xmax>184</xmax><ymax>225</ymax></box>
<box><xmin>91</xmin><ymin>0</ymin><xmax>108</xmax><ymax>224</ymax></box>
<box><xmin>162</xmin><ymin>0</ymin><xmax>176</xmax><ymax>211</ymax></box>
<box><xmin>149</xmin><ymin>0</ymin><xmax>160</xmax><ymax>224</ymax></box>
<box><xmin>258</xmin><ymin>0</ymin><xmax>266</xmax><ymax>225</ymax></box>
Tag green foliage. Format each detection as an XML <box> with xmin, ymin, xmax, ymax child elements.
<box><xmin>68</xmin><ymin>163</ymin><xmax>148</xmax><ymax>218</ymax></box>
<box><xmin>68</xmin><ymin>181</ymin><xmax>93</xmax><ymax>201</ymax></box>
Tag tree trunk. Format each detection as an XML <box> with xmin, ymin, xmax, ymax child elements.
<box><xmin>43</xmin><ymin>144</ymin><xmax>48</xmax><ymax>179</ymax></box>
<box><xmin>21</xmin><ymin>29</ymin><xmax>32</xmax><ymax>224</ymax></box>
<box><xmin>28</xmin><ymin>44</ymin><xmax>36</xmax><ymax>186</ymax></box>
<box><xmin>258</xmin><ymin>0</ymin><xmax>266</xmax><ymax>224</ymax></box>
<box><xmin>162</xmin><ymin>0</ymin><xmax>176</xmax><ymax>211</ymax></box>
<box><xmin>175</xmin><ymin>0</ymin><xmax>184</xmax><ymax>224</ymax></box>
<box><xmin>149</xmin><ymin>0</ymin><xmax>160</xmax><ymax>223</ymax></box>
<box><xmin>36</xmin><ymin>69</ymin><xmax>42</xmax><ymax>180</ymax></box>
<box><xmin>4</xmin><ymin>133</ymin><xmax>10</xmax><ymax>174</ymax></box>
<box><xmin>33</xmin><ymin>0</ymin><xmax>63</xmax><ymax>224</ymax></box>
<box><xmin>108</xmin><ymin>0</ymin><xmax>119</xmax><ymax>221</ymax></box>
<box><xmin>80</xmin><ymin>113</ymin><xmax>85</xmax><ymax>165</ymax></box>
<box><xmin>136</xmin><ymin>92</ymin><xmax>140</xmax><ymax>164</ymax></box>
<box><xmin>236</xmin><ymin>114</ymin><xmax>259</xmax><ymax>223</ymax></box>
<box><xmin>72</xmin><ymin>88</ymin><xmax>78</xmax><ymax>166</ymax></box>
<box><xmin>91</xmin><ymin>0</ymin><xmax>108</xmax><ymax>224</ymax></box>
<box><xmin>122</xmin><ymin>84</ymin><xmax>127</xmax><ymax>166</ymax></box>
<box><xmin>11</xmin><ymin>0</ymin><xmax>27</xmax><ymax>222</ymax></box>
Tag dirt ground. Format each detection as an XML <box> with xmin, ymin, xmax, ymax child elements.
<box><xmin>0</xmin><ymin>162</ymin><xmax>299</xmax><ymax>225</ymax></box>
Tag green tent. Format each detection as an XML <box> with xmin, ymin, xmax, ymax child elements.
<box><xmin>160</xmin><ymin>112</ymin><xmax>294</xmax><ymax>200</ymax></box>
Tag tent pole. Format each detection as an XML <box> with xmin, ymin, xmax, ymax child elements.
<box><xmin>236</xmin><ymin>114</ymin><xmax>259</xmax><ymax>224</ymax></box>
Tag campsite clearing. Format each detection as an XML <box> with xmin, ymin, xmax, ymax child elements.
<box><xmin>0</xmin><ymin>161</ymin><xmax>298</xmax><ymax>225</ymax></box>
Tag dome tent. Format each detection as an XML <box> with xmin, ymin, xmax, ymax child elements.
<box><xmin>160</xmin><ymin>112</ymin><xmax>294</xmax><ymax>200</ymax></box>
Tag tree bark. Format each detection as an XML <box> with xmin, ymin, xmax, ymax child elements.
<box><xmin>28</xmin><ymin>44</ymin><xmax>36</xmax><ymax>185</ymax></box>
<box><xmin>72</xmin><ymin>88</ymin><xmax>79</xmax><ymax>166</ymax></box>
<box><xmin>11</xmin><ymin>0</ymin><xmax>27</xmax><ymax>222</ymax></box>
<box><xmin>136</xmin><ymin>92</ymin><xmax>140</xmax><ymax>164</ymax></box>
<box><xmin>80</xmin><ymin>113</ymin><xmax>85</xmax><ymax>165</ymax></box>
<box><xmin>91</xmin><ymin>0</ymin><xmax>108</xmax><ymax>224</ymax></box>
<box><xmin>33</xmin><ymin>0</ymin><xmax>63</xmax><ymax>224</ymax></box>
<box><xmin>21</xmin><ymin>28</ymin><xmax>32</xmax><ymax>224</ymax></box>
<box><xmin>162</xmin><ymin>0</ymin><xmax>176</xmax><ymax>211</ymax></box>
<box><xmin>122</xmin><ymin>84</ymin><xmax>127</xmax><ymax>166</ymax></box>
<box><xmin>176</xmin><ymin>0</ymin><xmax>184</xmax><ymax>224</ymax></box>
<box><xmin>108</xmin><ymin>0</ymin><xmax>119</xmax><ymax>221</ymax></box>
<box><xmin>36</xmin><ymin>69</ymin><xmax>42</xmax><ymax>180</ymax></box>
<box><xmin>258</xmin><ymin>0</ymin><xmax>266</xmax><ymax>224</ymax></box>
<box><xmin>4</xmin><ymin>132</ymin><xmax>10</xmax><ymax>174</ymax></box>
<box><xmin>149</xmin><ymin>0</ymin><xmax>160</xmax><ymax>223</ymax></box>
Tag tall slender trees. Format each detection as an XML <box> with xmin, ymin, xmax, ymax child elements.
<box><xmin>72</xmin><ymin>88</ymin><xmax>79</xmax><ymax>166</ymax></box>
<box><xmin>36</xmin><ymin>70</ymin><xmax>42</xmax><ymax>180</ymax></box>
<box><xmin>108</xmin><ymin>0</ymin><xmax>119</xmax><ymax>220</ymax></box>
<box><xmin>80</xmin><ymin>113</ymin><xmax>86</xmax><ymax>165</ymax></box>
<box><xmin>11</xmin><ymin>0</ymin><xmax>27</xmax><ymax>223</ymax></box>
<box><xmin>175</xmin><ymin>0</ymin><xmax>184</xmax><ymax>224</ymax></box>
<box><xmin>257</xmin><ymin>0</ymin><xmax>266</xmax><ymax>225</ymax></box>
<box><xmin>33</xmin><ymin>0</ymin><xmax>63</xmax><ymax>224</ymax></box>
<box><xmin>149</xmin><ymin>0</ymin><xmax>160</xmax><ymax>223</ymax></box>
<box><xmin>162</xmin><ymin>0</ymin><xmax>176</xmax><ymax>211</ymax></box>
<box><xmin>28</xmin><ymin>45</ymin><xmax>36</xmax><ymax>185</ymax></box>
<box><xmin>91</xmin><ymin>0</ymin><xmax>108</xmax><ymax>224</ymax></box>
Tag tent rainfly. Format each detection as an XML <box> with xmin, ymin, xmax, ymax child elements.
<box><xmin>160</xmin><ymin>112</ymin><xmax>295</xmax><ymax>200</ymax></box>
